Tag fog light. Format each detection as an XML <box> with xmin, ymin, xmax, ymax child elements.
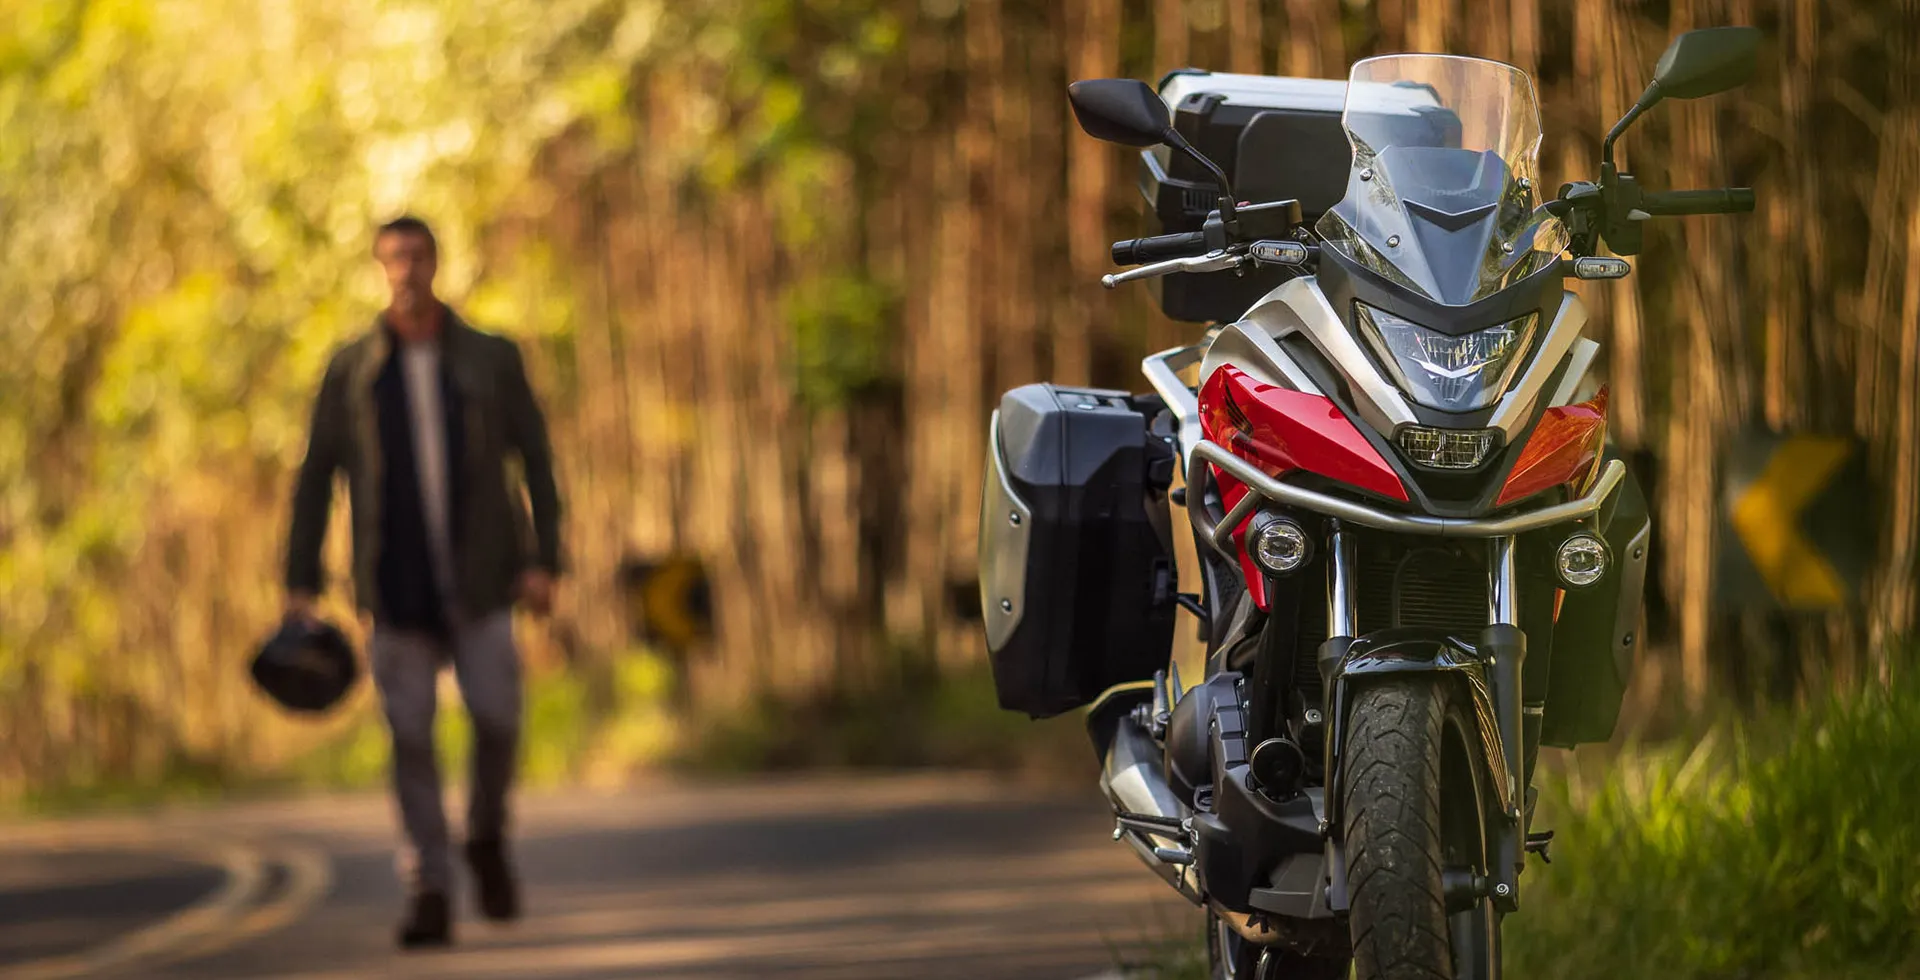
<box><xmin>1250</xmin><ymin>516</ymin><xmax>1312</xmax><ymax>575</ymax></box>
<box><xmin>1555</xmin><ymin>533</ymin><xmax>1610</xmax><ymax>588</ymax></box>
<box><xmin>1397</xmin><ymin>426</ymin><xmax>1499</xmax><ymax>470</ymax></box>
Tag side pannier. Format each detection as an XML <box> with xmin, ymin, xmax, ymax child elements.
<box><xmin>979</xmin><ymin>384</ymin><xmax>1178</xmax><ymax>718</ymax></box>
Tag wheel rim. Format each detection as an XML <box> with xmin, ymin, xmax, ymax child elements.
<box><xmin>1440</xmin><ymin>710</ymin><xmax>1499</xmax><ymax>979</ymax></box>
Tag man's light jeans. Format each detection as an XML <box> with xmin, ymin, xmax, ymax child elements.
<box><xmin>370</xmin><ymin>610</ymin><xmax>521</xmax><ymax>893</ymax></box>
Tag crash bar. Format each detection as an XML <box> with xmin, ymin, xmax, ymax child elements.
<box><xmin>1191</xmin><ymin>439</ymin><xmax>1626</xmax><ymax>539</ymax></box>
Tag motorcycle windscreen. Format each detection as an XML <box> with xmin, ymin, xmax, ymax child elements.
<box><xmin>1313</xmin><ymin>55</ymin><xmax>1568</xmax><ymax>307</ymax></box>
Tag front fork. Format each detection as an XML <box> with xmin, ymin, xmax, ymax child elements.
<box><xmin>1317</xmin><ymin>523</ymin><xmax>1529</xmax><ymax>914</ymax></box>
<box><xmin>1484</xmin><ymin>535</ymin><xmax>1526</xmax><ymax>913</ymax></box>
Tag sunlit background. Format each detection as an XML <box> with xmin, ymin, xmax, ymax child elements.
<box><xmin>2</xmin><ymin>0</ymin><xmax>1917</xmax><ymax>976</ymax></box>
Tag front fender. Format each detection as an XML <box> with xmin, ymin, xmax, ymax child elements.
<box><xmin>1321</xmin><ymin>629</ymin><xmax>1514</xmax><ymax>843</ymax></box>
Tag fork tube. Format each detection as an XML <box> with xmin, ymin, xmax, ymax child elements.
<box><xmin>1317</xmin><ymin>522</ymin><xmax>1360</xmax><ymax>802</ymax></box>
<box><xmin>1326</xmin><ymin>521</ymin><xmax>1357</xmax><ymax>638</ymax></box>
<box><xmin>1484</xmin><ymin>534</ymin><xmax>1526</xmax><ymax>911</ymax></box>
<box><xmin>1489</xmin><ymin>535</ymin><xmax>1520</xmax><ymax>626</ymax></box>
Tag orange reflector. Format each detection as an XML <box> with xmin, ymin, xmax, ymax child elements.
<box><xmin>1497</xmin><ymin>387</ymin><xmax>1610</xmax><ymax>507</ymax></box>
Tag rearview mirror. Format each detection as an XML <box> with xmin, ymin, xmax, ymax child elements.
<box><xmin>1067</xmin><ymin>79</ymin><xmax>1171</xmax><ymax>147</ymax></box>
<box><xmin>1603</xmin><ymin>26</ymin><xmax>1761</xmax><ymax>182</ymax></box>
<box><xmin>1650</xmin><ymin>26</ymin><xmax>1760</xmax><ymax>101</ymax></box>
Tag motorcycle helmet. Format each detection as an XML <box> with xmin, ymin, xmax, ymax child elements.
<box><xmin>251</xmin><ymin>617</ymin><xmax>360</xmax><ymax>713</ymax></box>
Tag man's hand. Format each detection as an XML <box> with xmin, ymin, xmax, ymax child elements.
<box><xmin>285</xmin><ymin>590</ymin><xmax>320</xmax><ymax>625</ymax></box>
<box><xmin>515</xmin><ymin>569</ymin><xmax>556</xmax><ymax>616</ymax></box>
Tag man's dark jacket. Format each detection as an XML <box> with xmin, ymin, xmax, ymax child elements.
<box><xmin>285</xmin><ymin>312</ymin><xmax>562</xmax><ymax>625</ymax></box>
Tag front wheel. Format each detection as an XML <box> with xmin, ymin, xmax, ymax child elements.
<box><xmin>1341</xmin><ymin>677</ymin><xmax>1499</xmax><ymax>980</ymax></box>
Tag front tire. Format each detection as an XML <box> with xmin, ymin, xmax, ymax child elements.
<box><xmin>1341</xmin><ymin>677</ymin><xmax>1498</xmax><ymax>980</ymax></box>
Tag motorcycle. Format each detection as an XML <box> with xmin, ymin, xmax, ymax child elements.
<box><xmin>978</xmin><ymin>27</ymin><xmax>1759</xmax><ymax>980</ymax></box>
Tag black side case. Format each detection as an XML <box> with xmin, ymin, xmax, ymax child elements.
<box><xmin>1540</xmin><ymin>463</ymin><xmax>1652</xmax><ymax>746</ymax></box>
<box><xmin>980</xmin><ymin>384</ymin><xmax>1178</xmax><ymax>718</ymax></box>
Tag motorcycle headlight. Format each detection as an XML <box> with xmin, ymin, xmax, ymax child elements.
<box><xmin>1354</xmin><ymin>304</ymin><xmax>1539</xmax><ymax>412</ymax></box>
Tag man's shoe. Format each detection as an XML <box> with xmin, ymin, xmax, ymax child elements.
<box><xmin>464</xmin><ymin>838</ymin><xmax>521</xmax><ymax>921</ymax></box>
<box><xmin>397</xmin><ymin>891</ymin><xmax>452</xmax><ymax>949</ymax></box>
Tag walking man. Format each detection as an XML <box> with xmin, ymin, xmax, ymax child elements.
<box><xmin>283</xmin><ymin>215</ymin><xmax>562</xmax><ymax>948</ymax></box>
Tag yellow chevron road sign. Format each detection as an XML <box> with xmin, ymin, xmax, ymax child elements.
<box><xmin>618</xmin><ymin>553</ymin><xmax>713</xmax><ymax>652</ymax></box>
<box><xmin>1717</xmin><ymin>432</ymin><xmax>1872</xmax><ymax>610</ymax></box>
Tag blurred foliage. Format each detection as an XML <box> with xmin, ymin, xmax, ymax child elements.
<box><xmin>0</xmin><ymin>0</ymin><xmax>659</xmax><ymax>797</ymax></box>
<box><xmin>0</xmin><ymin>0</ymin><xmax>921</xmax><ymax>798</ymax></box>
<box><xmin>783</xmin><ymin>273</ymin><xmax>899</xmax><ymax>410</ymax></box>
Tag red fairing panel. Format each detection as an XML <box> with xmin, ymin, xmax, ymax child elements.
<box><xmin>1199</xmin><ymin>366</ymin><xmax>1409</xmax><ymax>610</ymax></box>
<box><xmin>1200</xmin><ymin>365</ymin><xmax>1409</xmax><ymax>502</ymax></box>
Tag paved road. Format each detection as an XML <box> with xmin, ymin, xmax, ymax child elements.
<box><xmin>0</xmin><ymin>774</ymin><xmax>1197</xmax><ymax>979</ymax></box>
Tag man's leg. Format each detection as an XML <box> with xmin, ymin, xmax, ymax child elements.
<box><xmin>370</xmin><ymin>626</ymin><xmax>454</xmax><ymax>924</ymax></box>
<box><xmin>450</xmin><ymin>609</ymin><xmax>523</xmax><ymax>919</ymax></box>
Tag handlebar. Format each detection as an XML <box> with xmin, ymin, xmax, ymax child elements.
<box><xmin>1638</xmin><ymin>188</ymin><xmax>1755</xmax><ymax>216</ymax></box>
<box><xmin>1111</xmin><ymin>231</ymin><xmax>1209</xmax><ymax>265</ymax></box>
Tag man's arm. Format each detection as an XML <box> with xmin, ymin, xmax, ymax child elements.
<box><xmin>285</xmin><ymin>356</ymin><xmax>348</xmax><ymax>603</ymax></box>
<box><xmin>502</xmin><ymin>340</ymin><xmax>563</xmax><ymax>575</ymax></box>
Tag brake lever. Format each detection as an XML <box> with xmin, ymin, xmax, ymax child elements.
<box><xmin>1101</xmin><ymin>250</ymin><xmax>1243</xmax><ymax>290</ymax></box>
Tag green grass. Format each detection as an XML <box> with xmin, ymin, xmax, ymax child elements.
<box><xmin>6</xmin><ymin>653</ymin><xmax>1077</xmax><ymax>817</ymax></box>
<box><xmin>1507</xmin><ymin>669</ymin><xmax>1920</xmax><ymax>979</ymax></box>
<box><xmin>5</xmin><ymin>649</ymin><xmax>683</xmax><ymax>818</ymax></box>
<box><xmin>290</xmin><ymin>650</ymin><xmax>681</xmax><ymax>791</ymax></box>
<box><xmin>676</xmin><ymin>664</ymin><xmax>1090</xmax><ymax>776</ymax></box>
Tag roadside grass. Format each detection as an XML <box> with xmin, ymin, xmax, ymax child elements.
<box><xmin>6</xmin><ymin>650</ymin><xmax>1085</xmax><ymax>816</ymax></box>
<box><xmin>5</xmin><ymin>649</ymin><xmax>682</xmax><ymax>817</ymax></box>
<box><xmin>1125</xmin><ymin>665</ymin><xmax>1920</xmax><ymax>980</ymax></box>
<box><xmin>289</xmin><ymin>648</ymin><xmax>681</xmax><ymax>792</ymax></box>
<box><xmin>1506</xmin><ymin>665</ymin><xmax>1920</xmax><ymax>978</ymax></box>
<box><xmin>675</xmin><ymin>663</ymin><xmax>1090</xmax><ymax>778</ymax></box>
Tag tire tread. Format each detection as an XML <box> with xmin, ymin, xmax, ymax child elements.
<box><xmin>1341</xmin><ymin>678</ymin><xmax>1458</xmax><ymax>980</ymax></box>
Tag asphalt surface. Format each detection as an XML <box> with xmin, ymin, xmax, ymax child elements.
<box><xmin>0</xmin><ymin>774</ymin><xmax>1197</xmax><ymax>979</ymax></box>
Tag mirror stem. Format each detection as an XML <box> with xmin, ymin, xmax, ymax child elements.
<box><xmin>1601</xmin><ymin>81</ymin><xmax>1661</xmax><ymax>177</ymax></box>
<box><xmin>1165</xmin><ymin>127</ymin><xmax>1238</xmax><ymax>226</ymax></box>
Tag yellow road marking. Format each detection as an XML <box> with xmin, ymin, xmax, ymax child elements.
<box><xmin>0</xmin><ymin>832</ymin><xmax>331</xmax><ymax>980</ymax></box>
<box><xmin>166</xmin><ymin>841</ymin><xmax>333</xmax><ymax>965</ymax></box>
<box><xmin>2</xmin><ymin>838</ymin><xmax>263</xmax><ymax>980</ymax></box>
<box><xmin>1729</xmin><ymin>435</ymin><xmax>1851</xmax><ymax>608</ymax></box>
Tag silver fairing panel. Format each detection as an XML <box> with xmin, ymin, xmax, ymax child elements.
<box><xmin>1191</xmin><ymin>277</ymin><xmax>1593</xmax><ymax>444</ymax></box>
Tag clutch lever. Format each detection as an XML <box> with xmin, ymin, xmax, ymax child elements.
<box><xmin>1101</xmin><ymin>250</ymin><xmax>1243</xmax><ymax>289</ymax></box>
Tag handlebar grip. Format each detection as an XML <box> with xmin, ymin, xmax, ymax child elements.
<box><xmin>1112</xmin><ymin>231</ymin><xmax>1209</xmax><ymax>265</ymax></box>
<box><xmin>1639</xmin><ymin>188</ymin><xmax>1755</xmax><ymax>216</ymax></box>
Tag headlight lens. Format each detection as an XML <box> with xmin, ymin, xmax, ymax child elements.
<box><xmin>1396</xmin><ymin>426</ymin><xmax>1500</xmax><ymax>470</ymax></box>
<box><xmin>1355</xmin><ymin>304</ymin><xmax>1539</xmax><ymax>411</ymax></box>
